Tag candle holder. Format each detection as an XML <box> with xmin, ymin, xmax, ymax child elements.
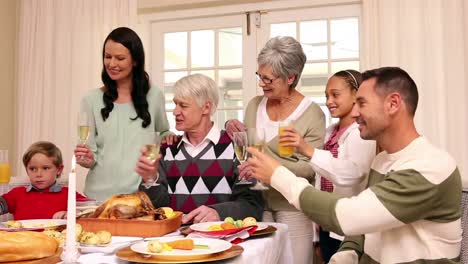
<box><xmin>60</xmin><ymin>242</ymin><xmax>80</xmax><ymax>263</ymax></box>
<box><xmin>61</xmin><ymin>156</ymin><xmax>79</xmax><ymax>263</ymax></box>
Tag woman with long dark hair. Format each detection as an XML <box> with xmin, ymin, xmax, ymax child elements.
<box><xmin>74</xmin><ymin>27</ymin><xmax>170</xmax><ymax>201</ymax></box>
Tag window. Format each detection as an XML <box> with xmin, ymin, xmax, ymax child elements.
<box><xmin>150</xmin><ymin>15</ymin><xmax>247</xmax><ymax>131</ymax></box>
<box><xmin>148</xmin><ymin>3</ymin><xmax>360</xmax><ymax>130</ymax></box>
<box><xmin>259</xmin><ymin>5</ymin><xmax>360</xmax><ymax>125</ymax></box>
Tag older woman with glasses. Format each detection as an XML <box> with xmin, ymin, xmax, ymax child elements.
<box><xmin>226</xmin><ymin>36</ymin><xmax>325</xmax><ymax>264</ymax></box>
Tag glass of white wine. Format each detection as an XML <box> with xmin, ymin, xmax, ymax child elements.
<box><xmin>143</xmin><ymin>131</ymin><xmax>162</xmax><ymax>189</ymax></box>
<box><xmin>247</xmin><ymin>127</ymin><xmax>269</xmax><ymax>190</ymax></box>
<box><xmin>77</xmin><ymin>112</ymin><xmax>91</xmax><ymax>161</ymax></box>
<box><xmin>233</xmin><ymin>131</ymin><xmax>250</xmax><ymax>185</ymax></box>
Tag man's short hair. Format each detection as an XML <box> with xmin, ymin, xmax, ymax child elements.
<box><xmin>173</xmin><ymin>74</ymin><xmax>219</xmax><ymax>115</ymax></box>
<box><xmin>362</xmin><ymin>67</ymin><xmax>419</xmax><ymax>116</ymax></box>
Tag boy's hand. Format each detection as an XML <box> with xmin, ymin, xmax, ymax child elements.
<box><xmin>74</xmin><ymin>144</ymin><xmax>95</xmax><ymax>168</ymax></box>
<box><xmin>53</xmin><ymin>211</ymin><xmax>67</xmax><ymax>219</ymax></box>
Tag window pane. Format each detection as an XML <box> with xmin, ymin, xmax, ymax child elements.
<box><xmin>300</xmin><ymin>81</ymin><xmax>326</xmax><ymax>98</ymax></box>
<box><xmin>300</xmin><ymin>20</ymin><xmax>327</xmax><ymax>60</ymax></box>
<box><xmin>215</xmin><ymin>109</ymin><xmax>244</xmax><ymax>129</ymax></box>
<box><xmin>331</xmin><ymin>61</ymin><xmax>359</xmax><ymax>73</ymax></box>
<box><xmin>331</xmin><ymin>18</ymin><xmax>359</xmax><ymax>59</ymax></box>
<box><xmin>191</xmin><ymin>30</ymin><xmax>215</xmax><ymax>67</ymax></box>
<box><xmin>303</xmin><ymin>63</ymin><xmax>328</xmax><ymax>76</ymax></box>
<box><xmin>219</xmin><ymin>28</ymin><xmax>242</xmax><ymax>66</ymax></box>
<box><xmin>164</xmin><ymin>32</ymin><xmax>187</xmax><ymax>69</ymax></box>
<box><xmin>191</xmin><ymin>70</ymin><xmax>215</xmax><ymax>80</ymax></box>
<box><xmin>166</xmin><ymin>111</ymin><xmax>181</xmax><ymax>134</ymax></box>
<box><xmin>164</xmin><ymin>71</ymin><xmax>188</xmax><ymax>84</ymax></box>
<box><xmin>271</xmin><ymin>22</ymin><xmax>296</xmax><ymax>38</ymax></box>
<box><xmin>219</xmin><ymin>69</ymin><xmax>242</xmax><ymax>108</ymax></box>
<box><xmin>164</xmin><ymin>71</ymin><xmax>187</xmax><ymax>110</ymax></box>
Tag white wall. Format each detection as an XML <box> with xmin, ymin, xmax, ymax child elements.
<box><xmin>137</xmin><ymin>0</ymin><xmax>272</xmax><ymax>13</ymax></box>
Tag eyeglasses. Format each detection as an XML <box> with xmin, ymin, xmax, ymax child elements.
<box><xmin>255</xmin><ymin>72</ymin><xmax>279</xmax><ymax>84</ymax></box>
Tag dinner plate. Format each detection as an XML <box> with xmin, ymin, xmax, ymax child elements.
<box><xmin>79</xmin><ymin>236</ymin><xmax>142</xmax><ymax>254</ymax></box>
<box><xmin>190</xmin><ymin>221</ymin><xmax>268</xmax><ymax>233</ymax></box>
<box><xmin>130</xmin><ymin>237</ymin><xmax>232</xmax><ymax>261</ymax></box>
<box><xmin>0</xmin><ymin>219</ymin><xmax>67</xmax><ymax>231</ymax></box>
<box><xmin>117</xmin><ymin>244</ymin><xmax>243</xmax><ymax>263</ymax></box>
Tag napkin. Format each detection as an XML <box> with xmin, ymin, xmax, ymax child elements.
<box><xmin>187</xmin><ymin>225</ymin><xmax>258</xmax><ymax>244</ymax></box>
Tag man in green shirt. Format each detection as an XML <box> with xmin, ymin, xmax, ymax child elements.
<box><xmin>245</xmin><ymin>67</ymin><xmax>462</xmax><ymax>263</ymax></box>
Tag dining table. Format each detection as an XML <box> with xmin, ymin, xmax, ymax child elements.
<box><xmin>70</xmin><ymin>222</ymin><xmax>293</xmax><ymax>264</ymax></box>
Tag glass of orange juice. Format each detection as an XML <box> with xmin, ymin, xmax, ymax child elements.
<box><xmin>0</xmin><ymin>150</ymin><xmax>11</xmax><ymax>184</ymax></box>
<box><xmin>278</xmin><ymin>120</ymin><xmax>295</xmax><ymax>157</ymax></box>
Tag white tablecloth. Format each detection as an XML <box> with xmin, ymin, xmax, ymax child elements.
<box><xmin>71</xmin><ymin>222</ymin><xmax>293</xmax><ymax>264</ymax></box>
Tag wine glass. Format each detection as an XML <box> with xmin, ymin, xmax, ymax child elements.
<box><xmin>247</xmin><ymin>128</ymin><xmax>269</xmax><ymax>191</ymax></box>
<box><xmin>233</xmin><ymin>131</ymin><xmax>250</xmax><ymax>185</ymax></box>
<box><xmin>77</xmin><ymin>112</ymin><xmax>90</xmax><ymax>161</ymax></box>
<box><xmin>143</xmin><ymin>131</ymin><xmax>162</xmax><ymax>189</ymax></box>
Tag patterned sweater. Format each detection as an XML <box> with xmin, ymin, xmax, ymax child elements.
<box><xmin>271</xmin><ymin>137</ymin><xmax>462</xmax><ymax>263</ymax></box>
<box><xmin>159</xmin><ymin>130</ymin><xmax>264</xmax><ymax>220</ymax></box>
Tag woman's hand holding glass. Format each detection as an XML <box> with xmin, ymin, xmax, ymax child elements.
<box><xmin>77</xmin><ymin>112</ymin><xmax>91</xmax><ymax>160</ymax></box>
<box><xmin>225</xmin><ymin>119</ymin><xmax>246</xmax><ymax>139</ymax></box>
<box><xmin>74</xmin><ymin>145</ymin><xmax>95</xmax><ymax>168</ymax></box>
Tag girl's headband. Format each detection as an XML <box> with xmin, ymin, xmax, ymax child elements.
<box><xmin>344</xmin><ymin>70</ymin><xmax>358</xmax><ymax>89</ymax></box>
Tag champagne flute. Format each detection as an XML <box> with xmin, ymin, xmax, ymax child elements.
<box><xmin>233</xmin><ymin>131</ymin><xmax>250</xmax><ymax>185</ymax></box>
<box><xmin>77</xmin><ymin>112</ymin><xmax>90</xmax><ymax>161</ymax></box>
<box><xmin>247</xmin><ymin>128</ymin><xmax>269</xmax><ymax>190</ymax></box>
<box><xmin>143</xmin><ymin>132</ymin><xmax>161</xmax><ymax>189</ymax></box>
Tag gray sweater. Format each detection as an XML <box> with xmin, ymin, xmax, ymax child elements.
<box><xmin>244</xmin><ymin>96</ymin><xmax>325</xmax><ymax>211</ymax></box>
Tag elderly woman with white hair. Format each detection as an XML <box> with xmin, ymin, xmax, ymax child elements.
<box><xmin>136</xmin><ymin>73</ymin><xmax>264</xmax><ymax>223</ymax></box>
<box><xmin>227</xmin><ymin>36</ymin><xmax>325</xmax><ymax>264</ymax></box>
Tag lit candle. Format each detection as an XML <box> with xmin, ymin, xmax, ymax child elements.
<box><xmin>61</xmin><ymin>156</ymin><xmax>79</xmax><ymax>263</ymax></box>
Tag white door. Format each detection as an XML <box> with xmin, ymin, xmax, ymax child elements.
<box><xmin>149</xmin><ymin>3</ymin><xmax>361</xmax><ymax>130</ymax></box>
<box><xmin>151</xmin><ymin>14</ymin><xmax>256</xmax><ymax>131</ymax></box>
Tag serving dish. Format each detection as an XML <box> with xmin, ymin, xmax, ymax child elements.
<box><xmin>77</xmin><ymin>212</ymin><xmax>182</xmax><ymax>237</ymax></box>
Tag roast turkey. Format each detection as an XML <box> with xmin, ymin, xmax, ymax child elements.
<box><xmin>88</xmin><ymin>192</ymin><xmax>166</xmax><ymax>220</ymax></box>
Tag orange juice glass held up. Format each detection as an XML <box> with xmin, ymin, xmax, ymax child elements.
<box><xmin>278</xmin><ymin>120</ymin><xmax>295</xmax><ymax>157</ymax></box>
<box><xmin>0</xmin><ymin>150</ymin><xmax>11</xmax><ymax>184</ymax></box>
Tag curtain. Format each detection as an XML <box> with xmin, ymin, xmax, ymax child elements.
<box><xmin>361</xmin><ymin>0</ymin><xmax>468</xmax><ymax>187</ymax></box>
<box><xmin>16</xmin><ymin>0</ymin><xmax>137</xmax><ymax>192</ymax></box>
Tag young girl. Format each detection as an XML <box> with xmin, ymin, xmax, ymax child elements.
<box><xmin>278</xmin><ymin>70</ymin><xmax>376</xmax><ymax>261</ymax></box>
<box><xmin>0</xmin><ymin>141</ymin><xmax>87</xmax><ymax>220</ymax></box>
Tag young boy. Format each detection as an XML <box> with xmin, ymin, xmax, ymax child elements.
<box><xmin>0</xmin><ymin>141</ymin><xmax>87</xmax><ymax>220</ymax></box>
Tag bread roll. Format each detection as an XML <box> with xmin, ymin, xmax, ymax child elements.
<box><xmin>0</xmin><ymin>231</ymin><xmax>58</xmax><ymax>262</ymax></box>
